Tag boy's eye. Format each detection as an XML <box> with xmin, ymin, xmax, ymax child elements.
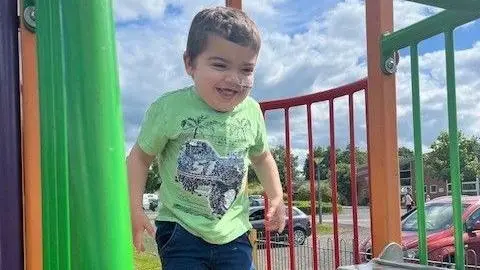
<box><xmin>212</xmin><ymin>63</ymin><xmax>227</xmax><ymax>69</ymax></box>
<box><xmin>242</xmin><ymin>68</ymin><xmax>254</xmax><ymax>73</ymax></box>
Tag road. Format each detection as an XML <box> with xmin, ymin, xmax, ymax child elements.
<box><xmin>321</xmin><ymin>206</ymin><xmax>407</xmax><ymax>228</ymax></box>
<box><xmin>321</xmin><ymin>206</ymin><xmax>371</xmax><ymax>228</ymax></box>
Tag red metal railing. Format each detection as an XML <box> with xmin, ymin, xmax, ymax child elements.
<box><xmin>259</xmin><ymin>78</ymin><xmax>368</xmax><ymax>270</ymax></box>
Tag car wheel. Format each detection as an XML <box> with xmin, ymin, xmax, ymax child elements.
<box><xmin>293</xmin><ymin>228</ymin><xmax>306</xmax><ymax>246</ymax></box>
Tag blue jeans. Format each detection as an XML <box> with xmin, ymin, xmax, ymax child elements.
<box><xmin>155</xmin><ymin>221</ymin><xmax>255</xmax><ymax>270</ymax></box>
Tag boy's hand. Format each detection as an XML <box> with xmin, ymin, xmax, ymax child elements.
<box><xmin>266</xmin><ymin>197</ymin><xmax>286</xmax><ymax>233</ymax></box>
<box><xmin>131</xmin><ymin>209</ymin><xmax>156</xmax><ymax>252</ymax></box>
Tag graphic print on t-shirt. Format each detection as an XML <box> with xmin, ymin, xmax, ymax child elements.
<box><xmin>176</xmin><ymin>139</ymin><xmax>245</xmax><ymax>217</ymax></box>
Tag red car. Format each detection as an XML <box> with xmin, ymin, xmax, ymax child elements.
<box><xmin>360</xmin><ymin>196</ymin><xmax>480</xmax><ymax>268</ymax></box>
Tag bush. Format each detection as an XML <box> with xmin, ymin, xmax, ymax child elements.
<box><xmin>293</xmin><ymin>200</ymin><xmax>343</xmax><ymax>214</ymax></box>
<box><xmin>294</xmin><ymin>181</ymin><xmax>332</xmax><ymax>202</ymax></box>
<box><xmin>247</xmin><ymin>182</ymin><xmax>264</xmax><ymax>195</ymax></box>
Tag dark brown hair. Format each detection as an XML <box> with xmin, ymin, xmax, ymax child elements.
<box><xmin>185</xmin><ymin>6</ymin><xmax>261</xmax><ymax>62</ymax></box>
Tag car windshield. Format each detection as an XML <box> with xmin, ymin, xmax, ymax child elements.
<box><xmin>402</xmin><ymin>203</ymin><xmax>469</xmax><ymax>232</ymax></box>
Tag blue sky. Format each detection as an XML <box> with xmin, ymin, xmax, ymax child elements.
<box><xmin>114</xmin><ymin>0</ymin><xmax>480</xmax><ymax>161</ymax></box>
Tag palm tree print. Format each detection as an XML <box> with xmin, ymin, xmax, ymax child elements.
<box><xmin>181</xmin><ymin>115</ymin><xmax>219</xmax><ymax>138</ymax></box>
<box><xmin>228</xmin><ymin>118</ymin><xmax>251</xmax><ymax>141</ymax></box>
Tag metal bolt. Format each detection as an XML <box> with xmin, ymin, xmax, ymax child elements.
<box><xmin>384</xmin><ymin>56</ymin><xmax>397</xmax><ymax>74</ymax></box>
<box><xmin>24</xmin><ymin>6</ymin><xmax>36</xmax><ymax>30</ymax></box>
<box><xmin>30</xmin><ymin>8</ymin><xmax>36</xmax><ymax>21</ymax></box>
<box><xmin>383</xmin><ymin>51</ymin><xmax>400</xmax><ymax>75</ymax></box>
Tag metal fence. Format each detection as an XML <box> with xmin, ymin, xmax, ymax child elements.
<box><xmin>254</xmin><ymin>232</ymin><xmax>480</xmax><ymax>270</ymax></box>
<box><xmin>259</xmin><ymin>79</ymin><xmax>368</xmax><ymax>270</ymax></box>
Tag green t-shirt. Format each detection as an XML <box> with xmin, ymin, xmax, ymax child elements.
<box><xmin>137</xmin><ymin>86</ymin><xmax>269</xmax><ymax>244</ymax></box>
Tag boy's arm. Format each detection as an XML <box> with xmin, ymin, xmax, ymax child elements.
<box><xmin>250</xmin><ymin>151</ymin><xmax>282</xmax><ymax>201</ymax></box>
<box><xmin>250</xmin><ymin>151</ymin><xmax>286</xmax><ymax>232</ymax></box>
<box><xmin>127</xmin><ymin>143</ymin><xmax>156</xmax><ymax>251</ymax></box>
<box><xmin>127</xmin><ymin>143</ymin><xmax>155</xmax><ymax>212</ymax></box>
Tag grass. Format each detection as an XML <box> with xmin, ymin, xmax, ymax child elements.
<box><xmin>248</xmin><ymin>182</ymin><xmax>264</xmax><ymax>195</ymax></box>
<box><xmin>134</xmin><ymin>252</ymin><xmax>161</xmax><ymax>270</ymax></box>
<box><xmin>134</xmin><ymin>234</ymin><xmax>161</xmax><ymax>270</ymax></box>
<box><xmin>316</xmin><ymin>223</ymin><xmax>334</xmax><ymax>234</ymax></box>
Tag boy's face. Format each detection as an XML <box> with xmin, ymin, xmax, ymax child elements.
<box><xmin>184</xmin><ymin>35</ymin><xmax>258</xmax><ymax>112</ymax></box>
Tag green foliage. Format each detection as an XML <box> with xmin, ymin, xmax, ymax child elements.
<box><xmin>247</xmin><ymin>164</ymin><xmax>260</xmax><ymax>184</ymax></box>
<box><xmin>247</xmin><ymin>145</ymin><xmax>301</xmax><ymax>189</ymax></box>
<box><xmin>424</xmin><ymin>131</ymin><xmax>480</xmax><ymax>182</ymax></box>
<box><xmin>293</xmin><ymin>200</ymin><xmax>343</xmax><ymax>214</ymax></box>
<box><xmin>247</xmin><ymin>182</ymin><xmax>264</xmax><ymax>195</ymax></box>
<box><xmin>398</xmin><ymin>147</ymin><xmax>414</xmax><ymax>170</ymax></box>
<box><xmin>294</xmin><ymin>181</ymin><xmax>331</xmax><ymax>202</ymax></box>
<box><xmin>302</xmin><ymin>145</ymin><xmax>367</xmax><ymax>205</ymax></box>
<box><xmin>145</xmin><ymin>158</ymin><xmax>161</xmax><ymax>193</ymax></box>
<box><xmin>270</xmin><ymin>145</ymin><xmax>301</xmax><ymax>190</ymax></box>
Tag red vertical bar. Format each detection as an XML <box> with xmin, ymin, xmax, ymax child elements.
<box><xmin>261</xmin><ymin>109</ymin><xmax>272</xmax><ymax>270</ymax></box>
<box><xmin>284</xmin><ymin>108</ymin><xmax>296</xmax><ymax>270</ymax></box>
<box><xmin>329</xmin><ymin>99</ymin><xmax>340</xmax><ymax>268</ymax></box>
<box><xmin>307</xmin><ymin>104</ymin><xmax>319</xmax><ymax>269</ymax></box>
<box><xmin>349</xmin><ymin>94</ymin><xmax>360</xmax><ymax>264</ymax></box>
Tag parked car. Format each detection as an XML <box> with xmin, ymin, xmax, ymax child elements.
<box><xmin>360</xmin><ymin>196</ymin><xmax>480</xmax><ymax>267</ymax></box>
<box><xmin>249</xmin><ymin>195</ymin><xmax>265</xmax><ymax>207</ymax></box>
<box><xmin>143</xmin><ymin>193</ymin><xmax>159</xmax><ymax>211</ymax></box>
<box><xmin>249</xmin><ymin>205</ymin><xmax>312</xmax><ymax>247</ymax></box>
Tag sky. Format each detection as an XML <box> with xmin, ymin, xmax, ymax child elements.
<box><xmin>114</xmin><ymin>0</ymin><xmax>480</xmax><ymax>162</ymax></box>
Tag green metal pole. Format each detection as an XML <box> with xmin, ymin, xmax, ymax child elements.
<box><xmin>410</xmin><ymin>44</ymin><xmax>427</xmax><ymax>265</ymax></box>
<box><xmin>37</xmin><ymin>0</ymin><xmax>133</xmax><ymax>269</ymax></box>
<box><xmin>37</xmin><ymin>0</ymin><xmax>71</xmax><ymax>268</ymax></box>
<box><xmin>444</xmin><ymin>29</ymin><xmax>465</xmax><ymax>270</ymax></box>
<box><xmin>405</xmin><ymin>0</ymin><xmax>480</xmax><ymax>11</ymax></box>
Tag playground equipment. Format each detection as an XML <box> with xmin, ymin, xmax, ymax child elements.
<box><xmin>0</xmin><ymin>0</ymin><xmax>478</xmax><ymax>269</ymax></box>
<box><xmin>338</xmin><ymin>243</ymin><xmax>446</xmax><ymax>270</ymax></box>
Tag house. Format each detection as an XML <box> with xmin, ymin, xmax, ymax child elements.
<box><xmin>355</xmin><ymin>159</ymin><xmax>448</xmax><ymax>206</ymax></box>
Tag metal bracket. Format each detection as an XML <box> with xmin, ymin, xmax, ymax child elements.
<box><xmin>381</xmin><ymin>32</ymin><xmax>400</xmax><ymax>75</ymax></box>
<box><xmin>23</xmin><ymin>0</ymin><xmax>36</xmax><ymax>32</ymax></box>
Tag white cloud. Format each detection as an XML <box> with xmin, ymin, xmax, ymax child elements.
<box><xmin>393</xmin><ymin>0</ymin><xmax>441</xmax><ymax>30</ymax></box>
<box><xmin>243</xmin><ymin>0</ymin><xmax>286</xmax><ymax>17</ymax></box>
<box><xmin>114</xmin><ymin>0</ymin><xmax>167</xmax><ymax>22</ymax></box>
<box><xmin>116</xmin><ymin>0</ymin><xmax>479</xmax><ymax>154</ymax></box>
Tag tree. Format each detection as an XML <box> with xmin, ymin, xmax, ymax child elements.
<box><xmin>303</xmin><ymin>146</ymin><xmax>329</xmax><ymax>181</ymax></box>
<box><xmin>145</xmin><ymin>158</ymin><xmax>161</xmax><ymax>193</ymax></box>
<box><xmin>270</xmin><ymin>145</ymin><xmax>301</xmax><ymax>190</ymax></box>
<box><xmin>398</xmin><ymin>146</ymin><xmax>414</xmax><ymax>171</ymax></box>
<box><xmin>302</xmin><ymin>145</ymin><xmax>368</xmax><ymax>205</ymax></box>
<box><xmin>398</xmin><ymin>146</ymin><xmax>414</xmax><ymax>161</ymax></box>
<box><xmin>303</xmin><ymin>145</ymin><xmax>367</xmax><ymax>181</ymax></box>
<box><xmin>247</xmin><ymin>165</ymin><xmax>259</xmax><ymax>184</ymax></box>
<box><xmin>424</xmin><ymin>131</ymin><xmax>480</xmax><ymax>183</ymax></box>
<box><xmin>246</xmin><ymin>145</ymin><xmax>301</xmax><ymax>188</ymax></box>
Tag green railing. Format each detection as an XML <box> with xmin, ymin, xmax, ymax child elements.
<box><xmin>380</xmin><ymin>3</ymin><xmax>480</xmax><ymax>270</ymax></box>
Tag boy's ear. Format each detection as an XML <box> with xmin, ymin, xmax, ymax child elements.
<box><xmin>183</xmin><ymin>52</ymin><xmax>194</xmax><ymax>77</ymax></box>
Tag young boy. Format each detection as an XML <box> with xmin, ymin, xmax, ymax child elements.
<box><xmin>127</xmin><ymin>6</ymin><xmax>286</xmax><ymax>269</ymax></box>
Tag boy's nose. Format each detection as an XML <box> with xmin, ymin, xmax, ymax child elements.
<box><xmin>224</xmin><ymin>73</ymin><xmax>254</xmax><ymax>89</ymax></box>
<box><xmin>224</xmin><ymin>72</ymin><xmax>241</xmax><ymax>85</ymax></box>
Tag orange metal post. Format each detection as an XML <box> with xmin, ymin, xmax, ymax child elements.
<box><xmin>225</xmin><ymin>0</ymin><xmax>242</xmax><ymax>9</ymax></box>
<box><xmin>20</xmin><ymin>8</ymin><xmax>43</xmax><ymax>270</ymax></box>
<box><xmin>365</xmin><ymin>0</ymin><xmax>401</xmax><ymax>257</ymax></box>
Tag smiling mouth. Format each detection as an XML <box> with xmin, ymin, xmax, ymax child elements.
<box><xmin>216</xmin><ymin>87</ymin><xmax>240</xmax><ymax>99</ymax></box>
